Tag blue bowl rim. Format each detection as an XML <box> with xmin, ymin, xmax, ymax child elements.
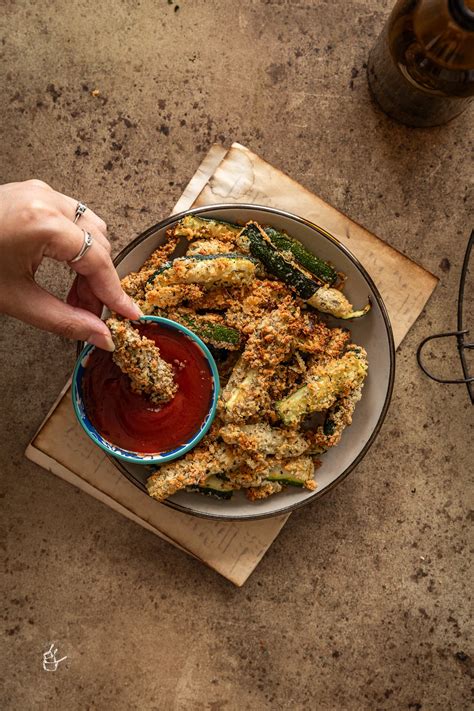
<box><xmin>72</xmin><ymin>315</ymin><xmax>220</xmax><ymax>465</ymax></box>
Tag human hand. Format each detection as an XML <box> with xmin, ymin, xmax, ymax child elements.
<box><xmin>0</xmin><ymin>179</ymin><xmax>141</xmax><ymax>350</ymax></box>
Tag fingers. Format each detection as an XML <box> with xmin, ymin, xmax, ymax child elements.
<box><xmin>5</xmin><ymin>278</ymin><xmax>115</xmax><ymax>351</ymax></box>
<box><xmin>29</xmin><ymin>183</ymin><xmax>110</xmax><ymax>248</ymax></box>
<box><xmin>48</xmin><ymin>191</ymin><xmax>114</xmax><ymax>266</ymax></box>
<box><xmin>67</xmin><ymin>275</ymin><xmax>103</xmax><ymax>316</ymax></box>
<box><xmin>48</xmin><ymin>190</ymin><xmax>110</xmax><ymax>259</ymax></box>
<box><xmin>52</xmin><ymin>190</ymin><xmax>108</xmax><ymax>237</ymax></box>
<box><xmin>43</xmin><ymin>213</ymin><xmax>141</xmax><ymax>320</ymax></box>
<box><xmin>23</xmin><ymin>179</ymin><xmax>54</xmax><ymax>191</ymax></box>
<box><xmin>11</xmin><ymin>181</ymin><xmax>109</xmax><ymax>248</ymax></box>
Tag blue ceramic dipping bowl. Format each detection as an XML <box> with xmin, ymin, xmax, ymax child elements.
<box><xmin>72</xmin><ymin>316</ymin><xmax>220</xmax><ymax>465</ymax></box>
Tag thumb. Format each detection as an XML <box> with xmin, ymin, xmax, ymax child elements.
<box><xmin>5</xmin><ymin>279</ymin><xmax>115</xmax><ymax>351</ymax></box>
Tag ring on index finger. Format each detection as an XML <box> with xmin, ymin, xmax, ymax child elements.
<box><xmin>73</xmin><ymin>202</ymin><xmax>87</xmax><ymax>224</ymax></box>
<box><xmin>69</xmin><ymin>229</ymin><xmax>93</xmax><ymax>264</ymax></box>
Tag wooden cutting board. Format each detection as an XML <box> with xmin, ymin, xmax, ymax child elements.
<box><xmin>25</xmin><ymin>143</ymin><xmax>438</xmax><ymax>586</ymax></box>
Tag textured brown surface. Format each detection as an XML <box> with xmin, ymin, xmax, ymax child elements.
<box><xmin>1</xmin><ymin>1</ymin><xmax>472</xmax><ymax>710</ymax></box>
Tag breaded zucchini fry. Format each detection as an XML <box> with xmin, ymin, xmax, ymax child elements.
<box><xmin>219</xmin><ymin>422</ymin><xmax>309</xmax><ymax>459</ymax></box>
<box><xmin>186</xmin><ymin>475</ymin><xmax>235</xmax><ymax>500</ymax></box>
<box><xmin>224</xmin><ymin>279</ymin><xmax>292</xmax><ymax>335</ymax></box>
<box><xmin>235</xmin><ymin>455</ymin><xmax>317</xmax><ymax>499</ymax></box>
<box><xmin>276</xmin><ymin>345</ymin><xmax>368</xmax><ymax>426</ymax></box>
<box><xmin>241</xmin><ymin>223</ymin><xmax>371</xmax><ymax>319</ymax></box>
<box><xmin>171</xmin><ymin>215</ymin><xmax>241</xmax><ymax>243</ymax></box>
<box><xmin>145</xmin><ymin>283</ymin><xmax>204</xmax><ymax>309</ymax></box>
<box><xmin>246</xmin><ymin>482</ymin><xmax>283</xmax><ymax>501</ymax></box>
<box><xmin>258</xmin><ymin>455</ymin><xmax>316</xmax><ymax>489</ymax></box>
<box><xmin>187</xmin><ymin>239</ymin><xmax>230</xmax><ymax>256</ymax></box>
<box><xmin>107</xmin><ymin>318</ymin><xmax>177</xmax><ymax>404</ymax></box>
<box><xmin>221</xmin><ymin>301</ymin><xmax>304</xmax><ymax>422</ymax></box>
<box><xmin>147</xmin><ymin>255</ymin><xmax>257</xmax><ymax>290</ymax></box>
<box><xmin>146</xmin><ymin>444</ymin><xmax>244</xmax><ymax>501</ymax></box>
<box><xmin>143</xmin><ymin>306</ymin><xmax>241</xmax><ymax>351</ymax></box>
<box><xmin>220</xmin><ymin>360</ymin><xmax>272</xmax><ymax>423</ymax></box>
<box><xmin>241</xmin><ymin>298</ymin><xmax>301</xmax><ymax>369</ymax></box>
<box><xmin>309</xmin><ymin>385</ymin><xmax>363</xmax><ymax>450</ymax></box>
<box><xmin>171</xmin><ymin>311</ymin><xmax>241</xmax><ymax>350</ymax></box>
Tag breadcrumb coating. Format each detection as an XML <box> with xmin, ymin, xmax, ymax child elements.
<box><xmin>107</xmin><ymin>318</ymin><xmax>177</xmax><ymax>404</ymax></box>
<box><xmin>145</xmin><ymin>283</ymin><xmax>205</xmax><ymax>309</ymax></box>
<box><xmin>111</xmin><ymin>215</ymin><xmax>370</xmax><ymax>503</ymax></box>
<box><xmin>219</xmin><ymin>422</ymin><xmax>309</xmax><ymax>459</ymax></box>
<box><xmin>147</xmin><ymin>443</ymin><xmax>244</xmax><ymax>500</ymax></box>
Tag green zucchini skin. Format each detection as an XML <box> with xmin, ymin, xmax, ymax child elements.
<box><xmin>323</xmin><ymin>417</ymin><xmax>336</xmax><ymax>436</ymax></box>
<box><xmin>266</xmin><ymin>474</ymin><xmax>305</xmax><ymax>487</ymax></box>
<box><xmin>186</xmin><ymin>486</ymin><xmax>233</xmax><ymax>500</ymax></box>
<box><xmin>242</xmin><ymin>224</ymin><xmax>370</xmax><ymax>320</ymax></box>
<box><xmin>177</xmin><ymin>314</ymin><xmax>241</xmax><ymax>350</ymax></box>
<box><xmin>146</xmin><ymin>261</ymin><xmax>173</xmax><ymax>286</ymax></box>
<box><xmin>276</xmin><ymin>346</ymin><xmax>368</xmax><ymax>426</ymax></box>
<box><xmin>141</xmin><ymin>307</ymin><xmax>241</xmax><ymax>350</ymax></box>
<box><xmin>264</xmin><ymin>227</ymin><xmax>337</xmax><ymax>286</ymax></box>
<box><xmin>242</xmin><ymin>224</ymin><xmax>318</xmax><ymax>300</ymax></box>
<box><xmin>264</xmin><ymin>458</ymin><xmax>315</xmax><ymax>487</ymax></box>
<box><xmin>173</xmin><ymin>215</ymin><xmax>242</xmax><ymax>239</ymax></box>
<box><xmin>187</xmin><ymin>475</ymin><xmax>234</xmax><ymax>499</ymax></box>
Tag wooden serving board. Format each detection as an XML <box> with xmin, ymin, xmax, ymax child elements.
<box><xmin>25</xmin><ymin>143</ymin><xmax>438</xmax><ymax>586</ymax></box>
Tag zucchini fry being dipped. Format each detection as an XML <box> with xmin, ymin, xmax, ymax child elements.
<box><xmin>107</xmin><ymin>318</ymin><xmax>177</xmax><ymax>404</ymax></box>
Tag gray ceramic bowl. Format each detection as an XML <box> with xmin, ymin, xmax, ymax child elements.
<box><xmin>110</xmin><ymin>204</ymin><xmax>395</xmax><ymax>520</ymax></box>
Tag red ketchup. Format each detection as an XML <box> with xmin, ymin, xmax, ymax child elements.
<box><xmin>82</xmin><ymin>322</ymin><xmax>214</xmax><ymax>454</ymax></box>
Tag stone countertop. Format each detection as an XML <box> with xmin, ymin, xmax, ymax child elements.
<box><xmin>1</xmin><ymin>1</ymin><xmax>472</xmax><ymax>709</ymax></box>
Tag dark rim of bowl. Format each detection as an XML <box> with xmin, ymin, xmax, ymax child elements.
<box><xmin>82</xmin><ymin>203</ymin><xmax>396</xmax><ymax>521</ymax></box>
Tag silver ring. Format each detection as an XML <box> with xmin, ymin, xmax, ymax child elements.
<box><xmin>73</xmin><ymin>202</ymin><xmax>87</xmax><ymax>224</ymax></box>
<box><xmin>69</xmin><ymin>230</ymin><xmax>93</xmax><ymax>263</ymax></box>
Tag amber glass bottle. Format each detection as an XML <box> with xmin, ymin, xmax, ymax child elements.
<box><xmin>368</xmin><ymin>0</ymin><xmax>474</xmax><ymax>126</ymax></box>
